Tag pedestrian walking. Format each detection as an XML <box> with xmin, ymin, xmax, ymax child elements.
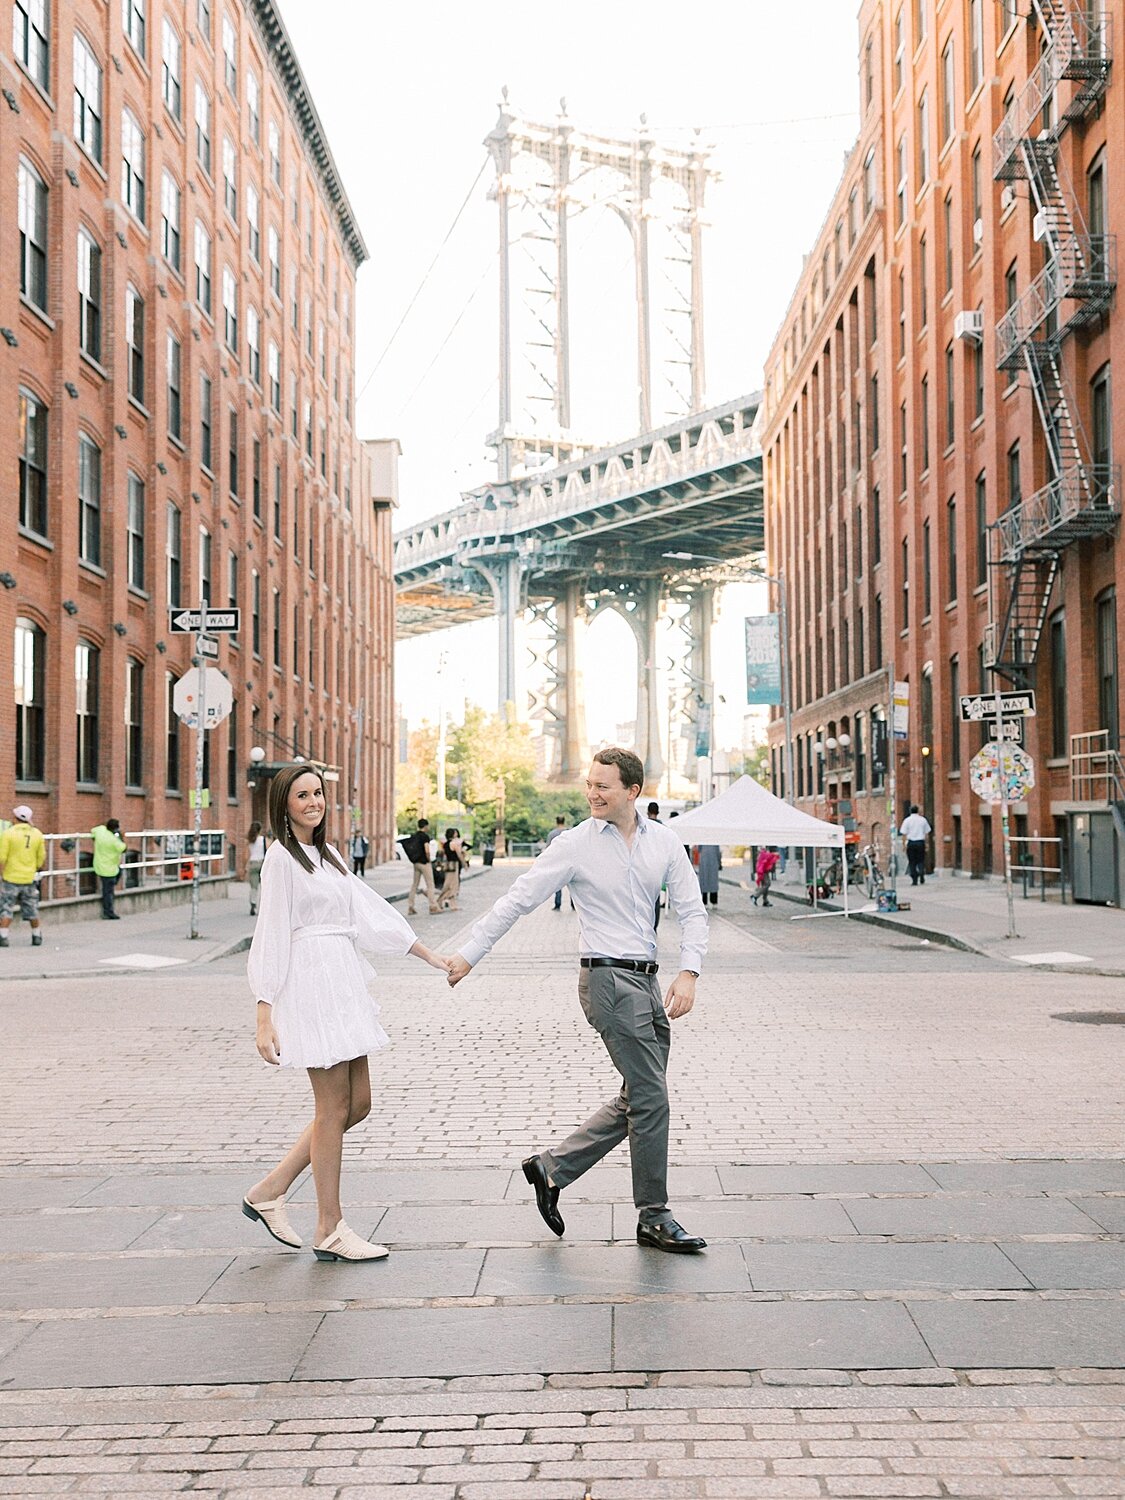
<box><xmin>91</xmin><ymin>818</ymin><xmax>127</xmax><ymax>920</ymax></box>
<box><xmin>545</xmin><ymin>814</ymin><xmax>572</xmax><ymax>910</ymax></box>
<box><xmin>900</xmin><ymin>804</ymin><xmax>932</xmax><ymax>886</ymax></box>
<box><xmin>694</xmin><ymin>844</ymin><xmax>721</xmax><ymax>907</ymax></box>
<box><xmin>244</xmin><ymin>764</ymin><xmax>452</xmax><ymax>1263</ymax></box>
<box><xmin>753</xmin><ymin>846</ymin><xmax>780</xmax><ymax>907</ymax></box>
<box><xmin>246</xmin><ymin>821</ymin><xmax>267</xmax><ymax>915</ymax></box>
<box><xmin>349</xmin><ymin>829</ymin><xmax>370</xmax><ymax>878</ymax></box>
<box><xmin>447</xmin><ymin>747</ymin><xmax>710</xmax><ymax>1254</ymax></box>
<box><xmin>438</xmin><ymin>827</ymin><xmax>466</xmax><ymax>911</ymax></box>
<box><xmin>0</xmin><ymin>805</ymin><xmax>46</xmax><ymax>948</ymax></box>
<box><xmin>400</xmin><ymin>818</ymin><xmax>440</xmax><ymax>916</ymax></box>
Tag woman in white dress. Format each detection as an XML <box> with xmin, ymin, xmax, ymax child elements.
<box><xmin>243</xmin><ymin>765</ymin><xmax>450</xmax><ymax>1262</ymax></box>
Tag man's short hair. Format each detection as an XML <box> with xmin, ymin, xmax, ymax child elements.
<box><xmin>555</xmin><ymin>815</ymin><xmax>566</xmax><ymax>824</ymax></box>
<box><xmin>593</xmin><ymin>746</ymin><xmax>644</xmax><ymax>794</ymax></box>
<box><xmin>417</xmin><ymin>817</ymin><xmax>429</xmax><ymax>829</ymax></box>
<box><xmin>647</xmin><ymin>801</ymin><xmax>660</xmax><ymax>815</ymax></box>
<box><xmin>909</xmin><ymin>804</ymin><xmax>919</xmax><ymax>814</ymax></box>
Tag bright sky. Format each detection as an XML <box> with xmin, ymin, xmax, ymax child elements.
<box><xmin>276</xmin><ymin>0</ymin><xmax>862</xmax><ymax>757</ymax></box>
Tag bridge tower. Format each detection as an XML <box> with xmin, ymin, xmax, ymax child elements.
<box><xmin>485</xmin><ymin>93</ymin><xmax>715</xmax><ymax>484</ymax></box>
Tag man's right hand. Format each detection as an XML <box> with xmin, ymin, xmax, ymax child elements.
<box><xmin>447</xmin><ymin>955</ymin><xmax>473</xmax><ymax>988</ymax></box>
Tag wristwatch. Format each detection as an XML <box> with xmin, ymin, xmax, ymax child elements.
<box><xmin>684</xmin><ymin>969</ymin><xmax>699</xmax><ymax>978</ymax></box>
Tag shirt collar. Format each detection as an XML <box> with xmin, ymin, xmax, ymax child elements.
<box><xmin>592</xmin><ymin>812</ymin><xmax>647</xmax><ymax>835</ymax></box>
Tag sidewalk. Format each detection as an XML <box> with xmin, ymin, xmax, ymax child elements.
<box><xmin>726</xmin><ymin>861</ymin><xmax>1125</xmax><ymax>974</ymax></box>
<box><xmin>0</xmin><ymin>858</ymin><xmax>489</xmax><ymax>983</ymax></box>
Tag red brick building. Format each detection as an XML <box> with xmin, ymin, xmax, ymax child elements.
<box><xmin>763</xmin><ymin>0</ymin><xmax>1123</xmax><ymax>894</ymax></box>
<box><xmin>1</xmin><ymin>0</ymin><xmax>396</xmax><ymax>864</ymax></box>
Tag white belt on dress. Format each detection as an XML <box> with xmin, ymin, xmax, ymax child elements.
<box><xmin>292</xmin><ymin>924</ymin><xmax>358</xmax><ymax>942</ymax></box>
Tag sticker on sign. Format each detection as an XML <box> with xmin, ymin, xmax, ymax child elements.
<box><xmin>172</xmin><ymin>667</ymin><xmax>234</xmax><ymax>728</ymax></box>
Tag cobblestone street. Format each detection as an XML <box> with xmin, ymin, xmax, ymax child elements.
<box><xmin>2</xmin><ymin>866</ymin><xmax>1124</xmax><ymax>1495</ymax></box>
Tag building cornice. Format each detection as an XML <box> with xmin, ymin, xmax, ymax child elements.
<box><xmin>249</xmin><ymin>0</ymin><xmax>369</xmax><ymax>268</ymax></box>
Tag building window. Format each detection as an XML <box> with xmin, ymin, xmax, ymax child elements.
<box><xmin>873</xmin><ymin>484</ymin><xmax>881</xmax><ymax>563</ymax></box>
<box><xmin>1005</xmin><ymin>259</ymin><xmax>1017</xmax><ymax>313</ymax></box>
<box><xmin>1007</xmin><ymin>441</ymin><xmax>1021</xmax><ymax>510</ymax></box>
<box><xmin>252</xmin><ymin>437</ymin><xmax>261</xmax><ymax>519</ymax></box>
<box><xmin>1097</xmin><ymin>589</ymin><xmax>1118</xmax><ymax>745</ymax></box>
<box><xmin>268</xmin><ymin>224</ymin><xmax>281</xmax><ymax>298</ymax></box>
<box><xmin>14</xmin><ymin>616</ymin><xmax>46</xmax><ymax>783</ymax></box>
<box><xmin>304</xmin><ymin>293</ymin><xmax>313</xmax><ymax>356</ymax></box>
<box><xmin>940</xmin><ymin>36</ymin><xmax>955</xmax><ymax>143</ymax></box>
<box><xmin>1092</xmin><ymin>362</ymin><xmax>1112</xmax><ymax>470</ymax></box>
<box><xmin>975</xmin><ymin>471</ymin><xmax>988</xmax><ymax>585</ymax></box>
<box><xmin>252</xmin><ymin>569</ymin><xmax>261</xmax><ymax>655</ymax></box>
<box><xmin>863</xmin><ymin>146</ymin><xmax>876</xmax><ymax>215</ymax></box>
<box><xmin>917</xmin><ymin>89</ymin><xmax>930</xmax><ymax>186</ymax></box>
<box><xmin>268</xmin><ymin>341</ymin><xmax>281</xmax><ymax>413</ymax></box>
<box><xmin>247</xmin><ymin>69</ymin><xmax>260</xmax><ymax>143</ymax></box>
<box><xmin>944</xmin><ymin>343</ymin><xmax>955</xmax><ymax>447</ymax></box>
<box><xmin>162</xmin><ymin>331</ymin><xmax>181</xmax><ymax>442</ymax></box>
<box><xmin>197</xmin><ymin>0</ymin><xmax>210</xmax><ymax>40</ymax></box>
<box><xmin>18</xmin><ymin>158</ymin><xmax>47</xmax><ymax>312</ymax></box>
<box><xmin>304</xmin><ymin>397</ymin><xmax>313</xmax><ymax>459</ymax></box>
<box><xmin>318</xmin><ymin>322</ymin><xmax>326</xmax><ymax>380</ymax></box>
<box><xmin>919</xmin><ymin>234</ymin><xmax>928</xmax><ymax>327</ymax></box>
<box><xmin>897</xmin><ymin>268</ymin><xmax>906</xmax><ymax>356</ymax></box>
<box><xmin>922</xmin><ymin>518</ymin><xmax>932</xmax><ymax>617</ymax></box>
<box><xmin>899</xmin><ymin>401</ymin><xmax>908</xmax><ymax>493</ymax></box>
<box><xmin>228</xmin><ymin>407</ymin><xmax>239</xmax><ymax>496</ymax></box>
<box><xmin>195</xmin><ymin>82</ymin><xmax>212</xmax><ymax>175</ymax></box>
<box><xmin>78</xmin><ymin>433</ymin><xmax>101</xmax><ymax>566</ymax></box>
<box><xmin>125</xmin><ymin>659</ymin><xmax>144</xmax><ymax>788</ymax></box>
<box><xmin>272</xmin><ymin>586</ymin><xmax>281</xmax><ymax>667</ymax></box>
<box><xmin>125</xmin><ymin>284</ymin><xmax>145</xmax><ymax>403</ymax></box>
<box><xmin>920</xmin><ymin>373</ymin><xmax>929</xmax><ymax>471</ymax></box>
<box><xmin>970</xmin><ymin>143</ymin><xmax>981</xmax><ymax>224</ymax></box>
<box><xmin>946</xmin><ymin>496</ymin><xmax>957</xmax><ymax>604</ymax></box>
<box><xmin>893</xmin><ymin>7</ymin><xmax>904</xmax><ymax>93</ymax></box>
<box><xmin>870</xmin><ymin>372</ymin><xmax>879</xmax><ymax>451</ymax></box>
<box><xmin>227</xmin><ymin>548</ymin><xmax>238</xmax><ymax>608</ymax></box>
<box><xmin>127</xmin><ymin>470</ymin><xmax>145</xmax><ymax>590</ymax></box>
<box><xmin>895</xmin><ymin>135</ymin><xmax>907</xmax><ymax>227</ymax></box>
<box><xmin>161</xmin><ymin>18</ymin><xmax>181</xmax><ymax>118</ymax></box>
<box><xmin>199</xmin><ymin>524</ymin><xmax>212</xmax><ymax>604</ymax></box>
<box><xmin>943</xmin><ymin>192</ymin><xmax>953</xmax><ymax>292</ymax></box>
<box><xmin>949</xmin><ymin>655</ymin><xmax>961</xmax><ymax>772</ymax></box>
<box><xmin>123</xmin><ymin>0</ymin><xmax>145</xmax><ymax>55</ymax></box>
<box><xmin>901</xmin><ymin>539</ymin><xmax>910</xmax><ymax>631</ymax></box>
<box><xmin>18</xmin><ymin>388</ymin><xmax>48</xmax><ymax>538</ymax></box>
<box><xmin>73</xmin><ymin>33</ymin><xmax>103</xmax><ymax>162</ymax></box>
<box><xmin>166</xmin><ymin>501</ymin><xmax>182</xmax><ymax>605</ymax></box>
<box><xmin>290</xmin><ymin>372</ymin><xmax>298</xmax><ymax>439</ymax></box>
<box><xmin>160</xmin><ymin>172</ymin><xmax>180</xmax><ymax>272</ymax></box>
<box><xmin>972</xmin><ymin>322</ymin><xmax>984</xmax><ymax>418</ymax></box>
<box><xmin>121</xmin><ymin>109</ymin><xmax>146</xmax><ymax>223</ymax></box>
<box><xmin>914</xmin><ymin>0</ymin><xmax>926</xmax><ymax>43</ymax></box>
<box><xmin>222</xmin><ymin>135</ymin><xmax>237</xmax><ymax>219</ymax></box>
<box><xmin>166</xmin><ymin>672</ymin><xmax>180</xmax><ymax>790</ymax></box>
<box><xmin>246</xmin><ymin>181</ymin><xmax>260</xmax><ymax>262</ymax></box>
<box><xmin>75</xmin><ymin>639</ymin><xmax>100</xmax><ymax>784</ymax></box>
<box><xmin>222</xmin><ymin>266</ymin><xmax>238</xmax><ymax>350</ymax></box>
<box><xmin>247</xmin><ymin>304</ymin><xmax>261</xmax><ymax>385</ymax></box>
<box><xmin>273</xmin><ymin>464</ymin><xmax>282</xmax><ymax>539</ymax></box>
<box><xmin>268</xmin><ymin>118</ymin><xmax>281</xmax><ymax>184</ymax></box>
<box><xmin>1049</xmin><ymin>612</ymin><xmax>1067</xmax><ymax>758</ymax></box>
<box><xmin>194</xmin><ymin>221</ymin><xmax>212</xmax><ymax>314</ymax></box>
<box><xmin>226</xmin><ymin>700</ymin><xmax>239</xmax><ymax>800</ymax></box>
<box><xmin>969</xmin><ymin>0</ymin><xmax>983</xmax><ymax>92</ymax></box>
<box><xmin>13</xmin><ymin>0</ymin><xmax>49</xmax><ymax>87</ymax></box>
<box><xmin>200</xmin><ymin>372</ymin><xmax>213</xmax><ymax>471</ymax></box>
<box><xmin>222</xmin><ymin>12</ymin><xmax>237</xmax><ymax>94</ymax></box>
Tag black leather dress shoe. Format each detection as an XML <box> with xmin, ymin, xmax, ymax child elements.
<box><xmin>522</xmin><ymin>1155</ymin><xmax>564</xmax><ymax>1237</ymax></box>
<box><xmin>637</xmin><ymin>1219</ymin><xmax>707</xmax><ymax>1253</ymax></box>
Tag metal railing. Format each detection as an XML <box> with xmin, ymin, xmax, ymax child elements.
<box><xmin>31</xmin><ymin>827</ymin><xmax>227</xmax><ymax>907</ymax></box>
<box><xmin>1010</xmin><ymin>835</ymin><xmax>1068</xmax><ymax>903</ymax></box>
<box><xmin>990</xmin><ymin>464</ymin><xmax>1119</xmax><ymax>562</ymax></box>
<box><xmin>993</xmin><ymin>9</ymin><xmax>1113</xmax><ymax>178</ymax></box>
<box><xmin>995</xmin><ymin>235</ymin><xmax>1116</xmax><ymax>368</ymax></box>
<box><xmin>1070</xmin><ymin>730</ymin><xmax>1125</xmax><ymax>803</ymax></box>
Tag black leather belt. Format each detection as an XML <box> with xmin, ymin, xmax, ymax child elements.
<box><xmin>581</xmin><ymin>957</ymin><xmax>659</xmax><ymax>976</ymax></box>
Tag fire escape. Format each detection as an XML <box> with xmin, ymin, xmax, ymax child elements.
<box><xmin>986</xmin><ymin>0</ymin><xmax>1117</xmax><ymax>686</ymax></box>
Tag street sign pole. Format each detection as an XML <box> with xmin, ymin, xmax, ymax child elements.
<box><xmin>994</xmin><ymin>685</ymin><xmax>1019</xmax><ymax>940</ymax></box>
<box><xmin>190</xmin><ymin>594</ymin><xmax>208</xmax><ymax>941</ymax></box>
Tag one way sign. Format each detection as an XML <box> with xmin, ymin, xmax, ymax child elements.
<box><xmin>168</xmin><ymin>608</ymin><xmax>240</xmax><ymax>633</ymax></box>
<box><xmin>959</xmin><ymin>690</ymin><xmax>1036</xmax><ymax>723</ymax></box>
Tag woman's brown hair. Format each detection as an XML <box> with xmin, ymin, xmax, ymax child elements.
<box><xmin>267</xmin><ymin>764</ymin><xmax>349</xmax><ymax>876</ymax></box>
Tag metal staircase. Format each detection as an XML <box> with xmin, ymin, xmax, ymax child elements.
<box><xmin>987</xmin><ymin>0</ymin><xmax>1118</xmax><ymax>686</ymax></box>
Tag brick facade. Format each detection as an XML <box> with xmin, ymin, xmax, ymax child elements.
<box><xmin>1</xmin><ymin>0</ymin><xmax>396</xmax><ymax>864</ymax></box>
<box><xmin>763</xmin><ymin>0</ymin><xmax>1124</xmax><ymax>880</ymax></box>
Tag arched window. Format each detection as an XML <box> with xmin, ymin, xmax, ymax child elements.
<box><xmin>75</xmin><ymin>639</ymin><xmax>100</xmax><ymax>784</ymax></box>
<box><xmin>14</xmin><ymin>617</ymin><xmax>46</xmax><ymax>782</ymax></box>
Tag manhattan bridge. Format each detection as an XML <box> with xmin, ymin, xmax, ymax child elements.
<box><xmin>393</xmin><ymin>97</ymin><xmax>765</xmax><ymax>788</ymax></box>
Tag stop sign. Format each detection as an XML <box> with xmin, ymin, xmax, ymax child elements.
<box><xmin>172</xmin><ymin>667</ymin><xmax>234</xmax><ymax>729</ymax></box>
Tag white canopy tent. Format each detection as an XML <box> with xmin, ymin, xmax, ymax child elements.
<box><xmin>672</xmin><ymin>775</ymin><xmax>851</xmax><ymax>916</ymax></box>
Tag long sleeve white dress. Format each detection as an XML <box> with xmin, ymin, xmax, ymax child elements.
<box><xmin>247</xmin><ymin>840</ymin><xmax>417</xmax><ymax>1069</ymax></box>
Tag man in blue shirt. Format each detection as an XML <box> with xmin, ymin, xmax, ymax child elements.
<box><xmin>448</xmin><ymin>747</ymin><xmax>709</xmax><ymax>1253</ymax></box>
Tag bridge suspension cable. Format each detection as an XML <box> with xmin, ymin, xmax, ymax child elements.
<box><xmin>356</xmin><ymin>156</ymin><xmax>489</xmax><ymax>405</ymax></box>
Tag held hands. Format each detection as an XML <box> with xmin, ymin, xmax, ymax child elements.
<box><xmin>446</xmin><ymin>954</ymin><xmax>473</xmax><ymax>988</ymax></box>
<box><xmin>255</xmin><ymin>1002</ymin><xmax>281</xmax><ymax>1066</ymax></box>
<box><xmin>409</xmin><ymin>941</ymin><xmax>455</xmax><ymax>978</ymax></box>
<box><xmin>663</xmin><ymin>971</ymin><xmax>697</xmax><ymax>1021</ymax></box>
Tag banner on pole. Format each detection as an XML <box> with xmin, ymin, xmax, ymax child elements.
<box><xmin>745</xmin><ymin>615</ymin><xmax>782</xmax><ymax>705</ymax></box>
<box><xmin>694</xmin><ymin>702</ymin><xmax>712</xmax><ymax>759</ymax></box>
<box><xmin>893</xmin><ymin>680</ymin><xmax>910</xmax><ymax>740</ymax></box>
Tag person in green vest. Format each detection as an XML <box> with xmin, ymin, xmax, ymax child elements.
<box><xmin>92</xmin><ymin>819</ymin><xmax>127</xmax><ymax>920</ymax></box>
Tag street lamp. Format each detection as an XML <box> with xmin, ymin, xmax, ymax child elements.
<box><xmin>663</xmin><ymin>551</ymin><xmax>795</xmax><ymax>805</ymax></box>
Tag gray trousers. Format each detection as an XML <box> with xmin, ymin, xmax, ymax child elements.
<box><xmin>541</xmin><ymin>966</ymin><xmax>672</xmax><ymax>1226</ymax></box>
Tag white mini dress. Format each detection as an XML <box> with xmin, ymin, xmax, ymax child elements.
<box><xmin>247</xmin><ymin>841</ymin><xmax>416</xmax><ymax>1070</ymax></box>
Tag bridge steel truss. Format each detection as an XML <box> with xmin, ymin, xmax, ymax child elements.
<box><xmin>986</xmin><ymin>0</ymin><xmax>1118</xmax><ymax>686</ymax></box>
<box><xmin>394</xmin><ymin>396</ymin><xmax>763</xmax><ymax>786</ymax></box>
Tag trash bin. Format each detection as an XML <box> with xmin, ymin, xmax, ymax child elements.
<box><xmin>483</xmin><ymin>844</ymin><xmax>495</xmax><ymax>867</ymax></box>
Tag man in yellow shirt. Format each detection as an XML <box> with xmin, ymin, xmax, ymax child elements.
<box><xmin>0</xmin><ymin>805</ymin><xmax>46</xmax><ymax>947</ymax></box>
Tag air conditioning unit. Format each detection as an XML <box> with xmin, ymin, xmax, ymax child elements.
<box><xmin>954</xmin><ymin>310</ymin><xmax>984</xmax><ymax>341</ymax></box>
<box><xmin>1000</xmin><ymin>185</ymin><xmax>1017</xmax><ymax>212</ymax></box>
<box><xmin>1032</xmin><ymin>209</ymin><xmax>1047</xmax><ymax>241</ymax></box>
<box><xmin>973</xmin><ymin>217</ymin><xmax>984</xmax><ymax>245</ymax></box>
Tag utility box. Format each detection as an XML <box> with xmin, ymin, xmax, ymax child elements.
<box><xmin>1069</xmin><ymin>810</ymin><xmax>1119</xmax><ymax>904</ymax></box>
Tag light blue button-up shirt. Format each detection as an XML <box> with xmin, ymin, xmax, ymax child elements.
<box><xmin>458</xmin><ymin>814</ymin><xmax>709</xmax><ymax>974</ymax></box>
